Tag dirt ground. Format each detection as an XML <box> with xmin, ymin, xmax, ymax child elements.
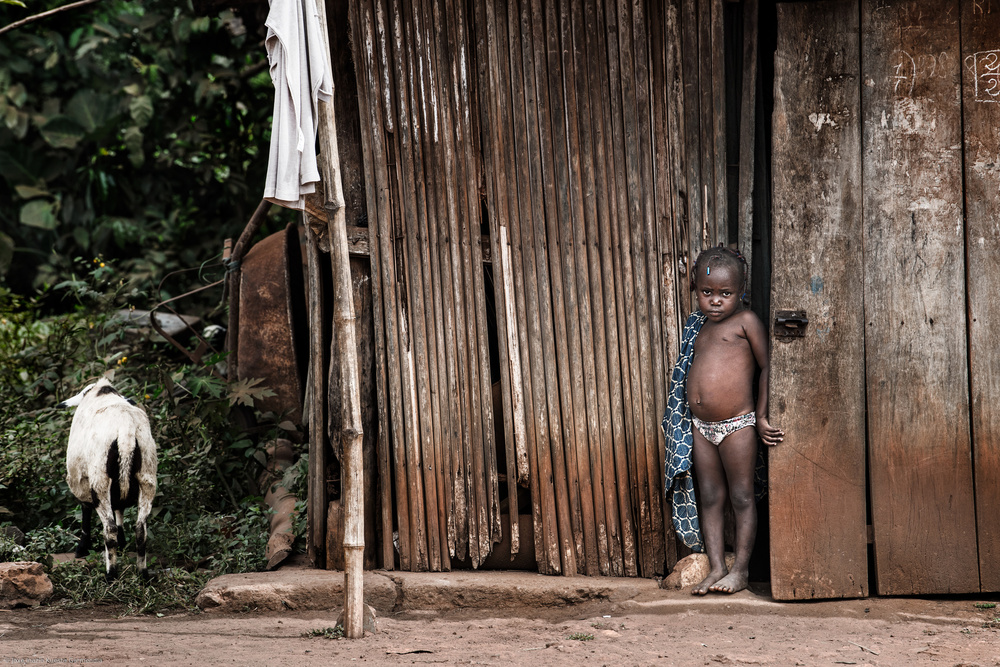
<box><xmin>2</xmin><ymin>586</ymin><xmax>999</xmax><ymax>666</ymax></box>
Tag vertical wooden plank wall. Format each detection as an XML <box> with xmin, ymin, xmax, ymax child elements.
<box><xmin>473</xmin><ymin>0</ymin><xmax>681</xmax><ymax>577</ymax></box>
<box><xmin>347</xmin><ymin>0</ymin><xmax>502</xmax><ymax>571</ymax></box>
<box><xmin>769</xmin><ymin>0</ymin><xmax>868</xmax><ymax>601</ymax></box>
<box><xmin>348</xmin><ymin>0</ymin><xmax>689</xmax><ymax>576</ymax></box>
<box><xmin>861</xmin><ymin>0</ymin><xmax>979</xmax><ymax>594</ymax></box>
<box><xmin>961</xmin><ymin>0</ymin><xmax>1000</xmax><ymax>593</ymax></box>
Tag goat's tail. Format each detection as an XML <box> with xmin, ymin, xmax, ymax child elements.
<box><xmin>112</xmin><ymin>415</ymin><xmax>145</xmax><ymax>503</ymax></box>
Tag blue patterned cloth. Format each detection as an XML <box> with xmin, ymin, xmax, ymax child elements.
<box><xmin>662</xmin><ymin>311</ymin><xmax>707</xmax><ymax>552</ymax></box>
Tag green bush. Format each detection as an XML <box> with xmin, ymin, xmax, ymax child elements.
<box><xmin>0</xmin><ymin>257</ymin><xmax>299</xmax><ymax>613</ymax></box>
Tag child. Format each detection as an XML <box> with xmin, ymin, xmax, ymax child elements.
<box><xmin>684</xmin><ymin>246</ymin><xmax>782</xmax><ymax>595</ymax></box>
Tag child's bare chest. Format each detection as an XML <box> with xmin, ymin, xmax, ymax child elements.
<box><xmin>693</xmin><ymin>322</ymin><xmax>750</xmax><ymax>356</ymax></box>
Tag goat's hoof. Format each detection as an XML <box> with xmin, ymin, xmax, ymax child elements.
<box><xmin>139</xmin><ymin>568</ymin><xmax>151</xmax><ymax>582</ymax></box>
<box><xmin>74</xmin><ymin>548</ymin><xmax>90</xmax><ymax>559</ymax></box>
<box><xmin>104</xmin><ymin>567</ymin><xmax>118</xmax><ymax>583</ymax></box>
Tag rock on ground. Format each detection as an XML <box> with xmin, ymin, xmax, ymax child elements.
<box><xmin>0</xmin><ymin>561</ymin><xmax>53</xmax><ymax>608</ymax></box>
<box><xmin>661</xmin><ymin>552</ymin><xmax>737</xmax><ymax>589</ymax></box>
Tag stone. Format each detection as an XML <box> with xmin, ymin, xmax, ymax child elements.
<box><xmin>336</xmin><ymin>603</ymin><xmax>379</xmax><ymax>635</ymax></box>
<box><xmin>660</xmin><ymin>553</ymin><xmax>737</xmax><ymax>590</ymax></box>
<box><xmin>0</xmin><ymin>561</ymin><xmax>54</xmax><ymax>608</ymax></box>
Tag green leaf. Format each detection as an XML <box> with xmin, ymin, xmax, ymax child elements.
<box><xmin>44</xmin><ymin>52</ymin><xmax>59</xmax><ymax>70</ymax></box>
<box><xmin>72</xmin><ymin>225</ymin><xmax>89</xmax><ymax>250</ymax></box>
<box><xmin>6</xmin><ymin>83</ymin><xmax>26</xmax><ymax>107</ymax></box>
<box><xmin>0</xmin><ymin>147</ymin><xmax>44</xmax><ymax>184</ymax></box>
<box><xmin>14</xmin><ymin>185</ymin><xmax>49</xmax><ymax>200</ymax></box>
<box><xmin>39</xmin><ymin>116</ymin><xmax>85</xmax><ymax>149</ymax></box>
<box><xmin>123</xmin><ymin>126</ymin><xmax>144</xmax><ymax>167</ymax></box>
<box><xmin>129</xmin><ymin>95</ymin><xmax>153</xmax><ymax>127</ymax></box>
<box><xmin>1</xmin><ymin>1</ymin><xmax>28</xmax><ymax>7</ymax></box>
<box><xmin>20</xmin><ymin>200</ymin><xmax>58</xmax><ymax>230</ymax></box>
<box><xmin>66</xmin><ymin>90</ymin><xmax>116</xmax><ymax>134</ymax></box>
<box><xmin>0</xmin><ymin>231</ymin><xmax>13</xmax><ymax>276</ymax></box>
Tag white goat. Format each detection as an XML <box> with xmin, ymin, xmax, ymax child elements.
<box><xmin>58</xmin><ymin>378</ymin><xmax>157</xmax><ymax>580</ymax></box>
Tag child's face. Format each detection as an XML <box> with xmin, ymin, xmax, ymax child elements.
<box><xmin>695</xmin><ymin>264</ymin><xmax>742</xmax><ymax>323</ymax></box>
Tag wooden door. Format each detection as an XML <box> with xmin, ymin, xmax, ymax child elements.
<box><xmin>961</xmin><ymin>0</ymin><xmax>1000</xmax><ymax>593</ymax></box>
<box><xmin>769</xmin><ymin>0</ymin><xmax>869</xmax><ymax>601</ymax></box>
<box><xmin>861</xmin><ymin>0</ymin><xmax>979</xmax><ymax>595</ymax></box>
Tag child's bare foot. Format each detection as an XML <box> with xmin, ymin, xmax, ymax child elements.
<box><xmin>708</xmin><ymin>570</ymin><xmax>748</xmax><ymax>594</ymax></box>
<box><xmin>691</xmin><ymin>569</ymin><xmax>728</xmax><ymax>595</ymax></box>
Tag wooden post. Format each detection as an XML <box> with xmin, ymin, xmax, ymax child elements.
<box><xmin>315</xmin><ymin>0</ymin><xmax>364</xmax><ymax>639</ymax></box>
<box><xmin>736</xmin><ymin>0</ymin><xmax>757</xmax><ymax>286</ymax></box>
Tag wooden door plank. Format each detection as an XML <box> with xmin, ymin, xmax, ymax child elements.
<box><xmin>861</xmin><ymin>0</ymin><xmax>978</xmax><ymax>595</ymax></box>
<box><xmin>961</xmin><ymin>0</ymin><xmax>1000</xmax><ymax>594</ymax></box>
<box><xmin>769</xmin><ymin>0</ymin><xmax>868</xmax><ymax>600</ymax></box>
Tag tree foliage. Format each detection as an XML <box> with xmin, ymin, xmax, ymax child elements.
<box><xmin>0</xmin><ymin>0</ymin><xmax>277</xmax><ymax>297</ymax></box>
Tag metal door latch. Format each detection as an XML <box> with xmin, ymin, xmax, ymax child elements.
<box><xmin>774</xmin><ymin>310</ymin><xmax>808</xmax><ymax>339</ymax></box>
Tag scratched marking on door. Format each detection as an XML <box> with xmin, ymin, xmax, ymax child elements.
<box><xmin>967</xmin><ymin>50</ymin><xmax>1000</xmax><ymax>102</ymax></box>
<box><xmin>892</xmin><ymin>50</ymin><xmax>916</xmax><ymax>96</ymax></box>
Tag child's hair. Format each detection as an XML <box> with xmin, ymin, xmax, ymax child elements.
<box><xmin>690</xmin><ymin>244</ymin><xmax>749</xmax><ymax>304</ymax></box>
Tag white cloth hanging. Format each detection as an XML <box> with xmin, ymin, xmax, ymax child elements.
<box><xmin>263</xmin><ymin>0</ymin><xmax>333</xmax><ymax>210</ymax></box>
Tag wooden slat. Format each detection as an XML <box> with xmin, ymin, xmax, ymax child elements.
<box><xmin>346</xmin><ymin>0</ymin><xmax>394</xmax><ymax>570</ymax></box>
<box><xmin>769</xmin><ymin>0</ymin><xmax>867</xmax><ymax>600</ymax></box>
<box><xmin>431</xmin><ymin>0</ymin><xmax>475</xmax><ymax>565</ymax></box>
<box><xmin>697</xmin><ymin>0</ymin><xmax>714</xmax><ymax>246</ymax></box>
<box><xmin>607</xmin><ymin>0</ymin><xmax>657</xmax><ymax>576</ymax></box>
<box><xmin>861</xmin><ymin>0</ymin><xmax>978</xmax><ymax>595</ymax></box>
<box><xmin>507</xmin><ymin>0</ymin><xmax>563</xmax><ymax>574</ymax></box>
<box><xmin>631</xmin><ymin>0</ymin><xmax>672</xmax><ymax>575</ymax></box>
<box><xmin>476</xmin><ymin>0</ymin><xmax>525</xmax><ymax>561</ymax></box>
<box><xmin>425</xmin><ymin>0</ymin><xmax>469</xmax><ymax>565</ymax></box>
<box><xmin>961</xmin><ymin>0</ymin><xmax>1000</xmax><ymax>594</ymax></box>
<box><xmin>543</xmin><ymin>0</ymin><xmax>600</xmax><ymax>576</ymax></box>
<box><xmin>736</xmin><ymin>0</ymin><xmax>757</xmax><ymax>283</ymax></box>
<box><xmin>710</xmin><ymin>0</ymin><xmax>726</xmax><ymax>244</ymax></box>
<box><xmin>649</xmin><ymin>0</ymin><xmax>682</xmax><ymax>570</ymax></box>
<box><xmin>593</xmin><ymin>0</ymin><xmax>639</xmax><ymax>578</ymax></box>
<box><xmin>417</xmin><ymin>0</ymin><xmax>459</xmax><ymax>567</ymax></box>
<box><xmin>569</xmin><ymin>0</ymin><xmax>622</xmax><ymax>577</ymax></box>
<box><xmin>406</xmin><ymin>0</ymin><xmax>451</xmax><ymax>572</ymax></box>
<box><xmin>453</xmin><ymin>0</ymin><xmax>498</xmax><ymax>564</ymax></box>
<box><xmin>663</xmin><ymin>0</ymin><xmax>691</xmax><ymax>322</ymax></box>
<box><xmin>520</xmin><ymin>0</ymin><xmax>577</xmax><ymax>575</ymax></box>
<box><xmin>388</xmin><ymin>0</ymin><xmax>434</xmax><ymax>572</ymax></box>
<box><xmin>352</xmin><ymin>0</ymin><xmax>412</xmax><ymax>571</ymax></box>
<box><xmin>681</xmin><ymin>0</ymin><xmax>705</xmax><ymax>259</ymax></box>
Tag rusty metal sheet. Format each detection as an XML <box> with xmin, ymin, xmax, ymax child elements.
<box><xmin>238</xmin><ymin>223</ymin><xmax>307</xmax><ymax>425</ymax></box>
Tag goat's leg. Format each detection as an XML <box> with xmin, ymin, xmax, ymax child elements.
<box><xmin>96</xmin><ymin>502</ymin><xmax>118</xmax><ymax>581</ymax></box>
<box><xmin>135</xmin><ymin>493</ymin><xmax>152</xmax><ymax>580</ymax></box>
<box><xmin>115</xmin><ymin>509</ymin><xmax>125</xmax><ymax>550</ymax></box>
<box><xmin>75</xmin><ymin>503</ymin><xmax>94</xmax><ymax>558</ymax></box>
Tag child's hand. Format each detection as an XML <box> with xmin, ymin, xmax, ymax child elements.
<box><xmin>756</xmin><ymin>416</ymin><xmax>784</xmax><ymax>446</ymax></box>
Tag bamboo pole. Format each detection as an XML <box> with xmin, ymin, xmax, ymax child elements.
<box><xmin>710</xmin><ymin>0</ymin><xmax>727</xmax><ymax>245</ymax></box>
<box><xmin>516</xmin><ymin>0</ymin><xmax>574</xmax><ymax>575</ymax></box>
<box><xmin>591</xmin><ymin>0</ymin><xmax>638</xmax><ymax>578</ymax></box>
<box><xmin>475</xmin><ymin>0</ymin><xmax>524</xmax><ymax>558</ymax></box>
<box><xmin>555</xmin><ymin>0</ymin><xmax>606</xmax><ymax>576</ymax></box>
<box><xmin>395</xmin><ymin>0</ymin><xmax>442</xmax><ymax>572</ymax></box>
<box><xmin>423</xmin><ymin>0</ymin><xmax>462</xmax><ymax>563</ymax></box>
<box><xmin>415</xmin><ymin>0</ymin><xmax>457</xmax><ymax>568</ymax></box>
<box><xmin>303</xmin><ymin>215</ymin><xmax>328</xmax><ymax>570</ymax></box>
<box><xmin>314</xmin><ymin>0</ymin><xmax>364</xmax><ymax>639</ymax></box>
<box><xmin>566</xmin><ymin>0</ymin><xmax>619</xmax><ymax>577</ymax></box>
<box><xmin>648</xmin><ymin>0</ymin><xmax>681</xmax><ymax>569</ymax></box>
<box><xmin>526</xmin><ymin>0</ymin><xmax>579</xmax><ymax>576</ymax></box>
<box><xmin>347</xmin><ymin>0</ymin><xmax>393</xmax><ymax>571</ymax></box>
<box><xmin>451</xmin><ymin>0</ymin><xmax>497</xmax><ymax>562</ymax></box>
<box><xmin>505</xmin><ymin>0</ymin><xmax>558</xmax><ymax>574</ymax></box>
<box><xmin>630</xmin><ymin>0</ymin><xmax>670</xmax><ymax>575</ymax></box>
<box><xmin>737</xmin><ymin>0</ymin><xmax>758</xmax><ymax>285</ymax></box>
